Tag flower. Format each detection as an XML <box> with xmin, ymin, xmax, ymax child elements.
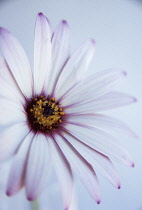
<box><xmin>0</xmin><ymin>12</ymin><xmax>136</xmax><ymax>209</ymax></box>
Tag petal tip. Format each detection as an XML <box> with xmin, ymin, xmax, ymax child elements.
<box><xmin>6</xmin><ymin>190</ymin><xmax>12</xmax><ymax>197</ymax></box>
<box><xmin>117</xmin><ymin>185</ymin><xmax>121</xmax><ymax>189</ymax></box>
<box><xmin>38</xmin><ymin>12</ymin><xmax>44</xmax><ymax>17</ymax></box>
<box><xmin>62</xmin><ymin>20</ymin><xmax>68</xmax><ymax>25</ymax></box>
<box><xmin>27</xmin><ymin>192</ymin><xmax>36</xmax><ymax>201</ymax></box>
<box><xmin>89</xmin><ymin>38</ymin><xmax>96</xmax><ymax>46</ymax></box>
<box><xmin>131</xmin><ymin>162</ymin><xmax>135</xmax><ymax>168</ymax></box>
<box><xmin>37</xmin><ymin>12</ymin><xmax>50</xmax><ymax>27</ymax></box>
<box><xmin>133</xmin><ymin>97</ymin><xmax>137</xmax><ymax>103</ymax></box>
<box><xmin>64</xmin><ymin>204</ymin><xmax>71</xmax><ymax>210</ymax></box>
<box><xmin>27</xmin><ymin>195</ymin><xmax>34</xmax><ymax>201</ymax></box>
<box><xmin>37</xmin><ymin>12</ymin><xmax>47</xmax><ymax>21</ymax></box>
<box><xmin>97</xmin><ymin>199</ymin><xmax>101</xmax><ymax>204</ymax></box>
<box><xmin>122</xmin><ymin>71</ymin><xmax>127</xmax><ymax>76</ymax></box>
<box><xmin>60</xmin><ymin>20</ymin><xmax>69</xmax><ymax>30</ymax></box>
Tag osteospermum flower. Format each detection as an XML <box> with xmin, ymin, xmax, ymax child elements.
<box><xmin>0</xmin><ymin>13</ymin><xmax>136</xmax><ymax>209</ymax></box>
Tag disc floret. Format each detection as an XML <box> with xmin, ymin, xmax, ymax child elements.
<box><xmin>26</xmin><ymin>95</ymin><xmax>64</xmax><ymax>133</ymax></box>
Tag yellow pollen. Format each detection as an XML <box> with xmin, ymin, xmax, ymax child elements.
<box><xmin>27</xmin><ymin>96</ymin><xmax>64</xmax><ymax>132</ymax></box>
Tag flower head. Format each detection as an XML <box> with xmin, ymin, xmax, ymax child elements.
<box><xmin>0</xmin><ymin>13</ymin><xmax>136</xmax><ymax>209</ymax></box>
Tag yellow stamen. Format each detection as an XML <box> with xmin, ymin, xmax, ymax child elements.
<box><xmin>27</xmin><ymin>95</ymin><xmax>64</xmax><ymax>132</ymax></box>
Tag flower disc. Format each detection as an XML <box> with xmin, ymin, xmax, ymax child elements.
<box><xmin>25</xmin><ymin>95</ymin><xmax>64</xmax><ymax>133</ymax></box>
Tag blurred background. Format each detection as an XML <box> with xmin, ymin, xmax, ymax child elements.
<box><xmin>0</xmin><ymin>0</ymin><xmax>142</xmax><ymax>209</ymax></box>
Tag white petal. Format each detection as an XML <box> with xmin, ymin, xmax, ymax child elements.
<box><xmin>0</xmin><ymin>56</ymin><xmax>25</xmax><ymax>103</ymax></box>
<box><xmin>26</xmin><ymin>134</ymin><xmax>50</xmax><ymax>201</ymax></box>
<box><xmin>61</xmin><ymin>69</ymin><xmax>126</xmax><ymax>106</ymax></box>
<box><xmin>0</xmin><ymin>76</ymin><xmax>25</xmax><ymax>105</ymax></box>
<box><xmin>49</xmin><ymin>135</ymin><xmax>73</xmax><ymax>210</ymax></box>
<box><xmin>61</xmin><ymin>131</ymin><xmax>120</xmax><ymax>188</ymax></box>
<box><xmin>0</xmin><ymin>56</ymin><xmax>12</xmax><ymax>83</ymax></box>
<box><xmin>0</xmin><ymin>56</ymin><xmax>19</xmax><ymax>86</ymax></box>
<box><xmin>34</xmin><ymin>13</ymin><xmax>52</xmax><ymax>95</ymax></box>
<box><xmin>54</xmin><ymin>134</ymin><xmax>101</xmax><ymax>204</ymax></box>
<box><xmin>6</xmin><ymin>132</ymin><xmax>34</xmax><ymax>196</ymax></box>
<box><xmin>0</xmin><ymin>98</ymin><xmax>26</xmax><ymax>125</ymax></box>
<box><xmin>54</xmin><ymin>39</ymin><xmax>95</xmax><ymax>101</ymax></box>
<box><xmin>65</xmin><ymin>91</ymin><xmax>136</xmax><ymax>114</ymax></box>
<box><xmin>0</xmin><ymin>28</ymin><xmax>33</xmax><ymax>98</ymax></box>
<box><xmin>68</xmin><ymin>188</ymin><xmax>78</xmax><ymax>210</ymax></box>
<box><xmin>67</xmin><ymin>114</ymin><xmax>137</xmax><ymax>138</ymax></box>
<box><xmin>0</xmin><ymin>123</ymin><xmax>29</xmax><ymax>162</ymax></box>
<box><xmin>46</xmin><ymin>20</ymin><xmax>70</xmax><ymax>96</ymax></box>
<box><xmin>64</xmin><ymin>123</ymin><xmax>134</xmax><ymax>167</ymax></box>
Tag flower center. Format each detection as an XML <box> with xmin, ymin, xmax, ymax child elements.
<box><xmin>25</xmin><ymin>95</ymin><xmax>64</xmax><ymax>133</ymax></box>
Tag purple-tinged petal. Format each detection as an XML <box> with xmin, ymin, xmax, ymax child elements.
<box><xmin>0</xmin><ymin>98</ymin><xmax>26</xmax><ymax>125</ymax></box>
<box><xmin>54</xmin><ymin>134</ymin><xmax>101</xmax><ymax>204</ymax></box>
<box><xmin>34</xmin><ymin>13</ymin><xmax>52</xmax><ymax>95</ymax></box>
<box><xmin>25</xmin><ymin>134</ymin><xmax>50</xmax><ymax>201</ymax></box>
<box><xmin>61</xmin><ymin>69</ymin><xmax>126</xmax><ymax>106</ymax></box>
<box><xmin>64</xmin><ymin>123</ymin><xmax>134</xmax><ymax>167</ymax></box>
<box><xmin>67</xmin><ymin>114</ymin><xmax>137</xmax><ymax>138</ymax></box>
<box><xmin>45</xmin><ymin>20</ymin><xmax>70</xmax><ymax>96</ymax></box>
<box><xmin>65</xmin><ymin>91</ymin><xmax>136</xmax><ymax>114</ymax></box>
<box><xmin>61</xmin><ymin>131</ymin><xmax>120</xmax><ymax>188</ymax></box>
<box><xmin>49</xmin><ymin>136</ymin><xmax>73</xmax><ymax>210</ymax></box>
<box><xmin>6</xmin><ymin>132</ymin><xmax>34</xmax><ymax>196</ymax></box>
<box><xmin>0</xmin><ymin>28</ymin><xmax>33</xmax><ymax>98</ymax></box>
<box><xmin>54</xmin><ymin>39</ymin><xmax>95</xmax><ymax>100</ymax></box>
<box><xmin>0</xmin><ymin>123</ymin><xmax>29</xmax><ymax>162</ymax></box>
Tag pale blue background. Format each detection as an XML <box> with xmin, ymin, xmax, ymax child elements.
<box><xmin>0</xmin><ymin>0</ymin><xmax>142</xmax><ymax>210</ymax></box>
